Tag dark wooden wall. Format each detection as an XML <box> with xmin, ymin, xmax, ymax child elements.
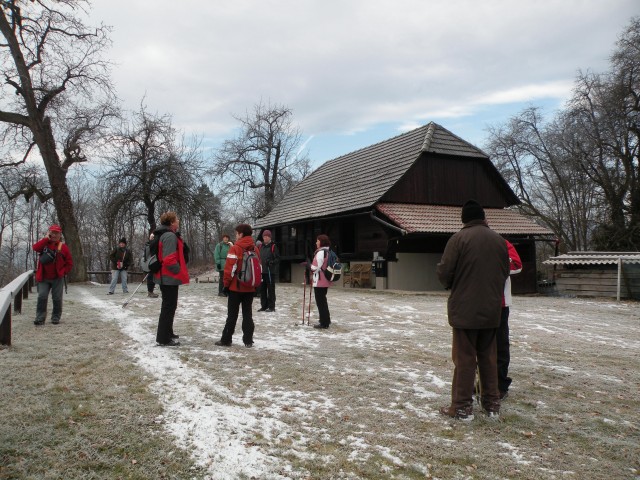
<box><xmin>382</xmin><ymin>154</ymin><xmax>514</xmax><ymax>208</ymax></box>
<box><xmin>508</xmin><ymin>239</ymin><xmax>537</xmax><ymax>294</ymax></box>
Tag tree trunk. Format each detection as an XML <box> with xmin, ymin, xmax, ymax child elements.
<box><xmin>33</xmin><ymin>119</ymin><xmax>87</xmax><ymax>282</ymax></box>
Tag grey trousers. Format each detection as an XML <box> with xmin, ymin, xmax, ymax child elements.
<box><xmin>36</xmin><ymin>278</ymin><xmax>64</xmax><ymax>323</ymax></box>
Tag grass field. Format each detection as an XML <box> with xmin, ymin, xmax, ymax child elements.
<box><xmin>1</xmin><ymin>283</ymin><xmax>639</xmax><ymax>479</ymax></box>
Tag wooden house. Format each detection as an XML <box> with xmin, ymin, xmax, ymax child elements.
<box><xmin>255</xmin><ymin>122</ymin><xmax>553</xmax><ymax>292</ymax></box>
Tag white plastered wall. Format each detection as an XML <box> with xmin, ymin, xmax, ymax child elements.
<box><xmin>386</xmin><ymin>252</ymin><xmax>443</xmax><ymax>291</ymax></box>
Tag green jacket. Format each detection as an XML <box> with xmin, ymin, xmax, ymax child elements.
<box><xmin>214</xmin><ymin>241</ymin><xmax>232</xmax><ymax>271</ymax></box>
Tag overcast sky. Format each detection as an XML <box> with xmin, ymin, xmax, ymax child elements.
<box><xmin>88</xmin><ymin>1</ymin><xmax>638</xmax><ymax>167</ymax></box>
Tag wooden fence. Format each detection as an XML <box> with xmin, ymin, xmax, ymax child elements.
<box><xmin>0</xmin><ymin>270</ymin><xmax>35</xmax><ymax>347</ymax></box>
<box><xmin>555</xmin><ymin>267</ymin><xmax>640</xmax><ymax>299</ymax></box>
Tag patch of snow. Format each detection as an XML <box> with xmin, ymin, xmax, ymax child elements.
<box><xmin>77</xmin><ymin>288</ymin><xmax>293</xmax><ymax>479</ymax></box>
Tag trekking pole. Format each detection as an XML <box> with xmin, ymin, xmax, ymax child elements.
<box><xmin>306</xmin><ymin>281</ymin><xmax>313</xmax><ymax>325</ymax></box>
<box><xmin>475</xmin><ymin>366</ymin><xmax>482</xmax><ymax>405</ymax></box>
<box><xmin>122</xmin><ymin>273</ymin><xmax>148</xmax><ymax>308</ymax></box>
<box><xmin>302</xmin><ymin>275</ymin><xmax>307</xmax><ymax>323</ymax></box>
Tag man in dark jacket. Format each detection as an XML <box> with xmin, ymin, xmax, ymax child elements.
<box><xmin>108</xmin><ymin>238</ymin><xmax>132</xmax><ymax>295</ymax></box>
<box><xmin>436</xmin><ymin>200</ymin><xmax>509</xmax><ymax>421</ymax></box>
<box><xmin>141</xmin><ymin>233</ymin><xmax>159</xmax><ymax>298</ymax></box>
<box><xmin>258</xmin><ymin>230</ymin><xmax>280</xmax><ymax>312</ymax></box>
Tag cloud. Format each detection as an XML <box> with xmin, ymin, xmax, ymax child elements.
<box><xmin>87</xmin><ymin>0</ymin><xmax>638</xmax><ymax>146</ymax></box>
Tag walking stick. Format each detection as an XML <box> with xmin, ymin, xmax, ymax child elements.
<box><xmin>306</xmin><ymin>279</ymin><xmax>313</xmax><ymax>325</ymax></box>
<box><xmin>122</xmin><ymin>273</ymin><xmax>149</xmax><ymax>308</ymax></box>
<box><xmin>475</xmin><ymin>366</ymin><xmax>482</xmax><ymax>405</ymax></box>
<box><xmin>302</xmin><ymin>274</ymin><xmax>307</xmax><ymax>323</ymax></box>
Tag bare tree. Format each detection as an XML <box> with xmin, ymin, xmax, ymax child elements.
<box><xmin>0</xmin><ymin>0</ymin><xmax>115</xmax><ymax>281</ymax></box>
<box><xmin>565</xmin><ymin>17</ymin><xmax>640</xmax><ymax>249</ymax></box>
<box><xmin>102</xmin><ymin>104</ymin><xmax>203</xmax><ymax>235</ymax></box>
<box><xmin>487</xmin><ymin>108</ymin><xmax>599</xmax><ymax>251</ymax></box>
<box><xmin>213</xmin><ymin>101</ymin><xmax>311</xmax><ymax>218</ymax></box>
<box><xmin>487</xmin><ymin>17</ymin><xmax>640</xmax><ymax>251</ymax></box>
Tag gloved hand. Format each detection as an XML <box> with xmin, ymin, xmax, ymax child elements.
<box><xmin>268</xmin><ymin>259</ymin><xmax>274</xmax><ymax>266</ymax></box>
<box><xmin>216</xmin><ymin>263</ymin><xmax>222</xmax><ymax>270</ymax></box>
<box><xmin>223</xmin><ymin>286</ymin><xmax>230</xmax><ymax>295</ymax></box>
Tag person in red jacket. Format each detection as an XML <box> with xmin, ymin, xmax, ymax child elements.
<box><xmin>215</xmin><ymin>223</ymin><xmax>260</xmax><ymax>348</ymax></box>
<box><xmin>154</xmin><ymin>211</ymin><xmax>190</xmax><ymax>346</ymax></box>
<box><xmin>497</xmin><ymin>239</ymin><xmax>523</xmax><ymax>399</ymax></box>
<box><xmin>32</xmin><ymin>224</ymin><xmax>73</xmax><ymax>325</ymax></box>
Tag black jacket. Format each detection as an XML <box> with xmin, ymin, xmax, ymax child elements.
<box><xmin>260</xmin><ymin>241</ymin><xmax>280</xmax><ymax>274</ymax></box>
<box><xmin>109</xmin><ymin>246</ymin><xmax>132</xmax><ymax>270</ymax></box>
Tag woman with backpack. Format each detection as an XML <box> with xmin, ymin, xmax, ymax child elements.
<box><xmin>154</xmin><ymin>211</ymin><xmax>189</xmax><ymax>347</ymax></box>
<box><xmin>310</xmin><ymin>234</ymin><xmax>333</xmax><ymax>329</ymax></box>
<box><xmin>215</xmin><ymin>223</ymin><xmax>261</xmax><ymax>347</ymax></box>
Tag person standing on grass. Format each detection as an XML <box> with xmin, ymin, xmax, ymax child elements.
<box><xmin>108</xmin><ymin>238</ymin><xmax>132</xmax><ymax>295</ymax></box>
<box><xmin>154</xmin><ymin>212</ymin><xmax>190</xmax><ymax>347</ymax></box>
<box><xmin>33</xmin><ymin>224</ymin><xmax>73</xmax><ymax>325</ymax></box>
<box><xmin>258</xmin><ymin>230</ymin><xmax>280</xmax><ymax>312</ymax></box>
<box><xmin>215</xmin><ymin>224</ymin><xmax>260</xmax><ymax>348</ymax></box>
<box><xmin>310</xmin><ymin>234</ymin><xmax>333</xmax><ymax>329</ymax></box>
<box><xmin>214</xmin><ymin>233</ymin><xmax>233</xmax><ymax>297</ymax></box>
<box><xmin>497</xmin><ymin>239</ymin><xmax>523</xmax><ymax>400</ymax></box>
<box><xmin>436</xmin><ymin>200</ymin><xmax>508</xmax><ymax>421</ymax></box>
<box><xmin>141</xmin><ymin>233</ymin><xmax>159</xmax><ymax>298</ymax></box>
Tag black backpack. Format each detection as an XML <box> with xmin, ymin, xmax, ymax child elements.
<box><xmin>147</xmin><ymin>233</ymin><xmax>162</xmax><ymax>273</ymax></box>
<box><xmin>323</xmin><ymin>249</ymin><xmax>342</xmax><ymax>282</ymax></box>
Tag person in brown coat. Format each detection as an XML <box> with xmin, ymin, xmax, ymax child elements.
<box><xmin>436</xmin><ymin>200</ymin><xmax>509</xmax><ymax>420</ymax></box>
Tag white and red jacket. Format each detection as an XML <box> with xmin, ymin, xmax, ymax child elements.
<box><xmin>224</xmin><ymin>235</ymin><xmax>261</xmax><ymax>293</ymax></box>
<box><xmin>311</xmin><ymin>247</ymin><xmax>332</xmax><ymax>288</ymax></box>
<box><xmin>503</xmin><ymin>240</ymin><xmax>523</xmax><ymax>307</ymax></box>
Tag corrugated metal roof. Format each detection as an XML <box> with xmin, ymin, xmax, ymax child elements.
<box><xmin>544</xmin><ymin>252</ymin><xmax>640</xmax><ymax>265</ymax></box>
<box><xmin>255</xmin><ymin>122</ymin><xmax>490</xmax><ymax>228</ymax></box>
<box><xmin>375</xmin><ymin>203</ymin><xmax>554</xmax><ymax>235</ymax></box>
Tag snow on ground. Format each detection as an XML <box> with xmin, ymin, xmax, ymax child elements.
<box><xmin>78</xmin><ymin>288</ymin><xmax>293</xmax><ymax>479</ymax></box>
<box><xmin>74</xmin><ymin>282</ymin><xmax>640</xmax><ymax>479</ymax></box>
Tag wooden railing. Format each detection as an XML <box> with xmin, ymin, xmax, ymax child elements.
<box><xmin>0</xmin><ymin>270</ymin><xmax>35</xmax><ymax>347</ymax></box>
<box><xmin>87</xmin><ymin>270</ymin><xmax>147</xmax><ymax>284</ymax></box>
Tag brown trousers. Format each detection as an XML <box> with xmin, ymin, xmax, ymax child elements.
<box><xmin>451</xmin><ymin>327</ymin><xmax>500</xmax><ymax>411</ymax></box>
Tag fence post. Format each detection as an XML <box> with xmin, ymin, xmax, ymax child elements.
<box><xmin>0</xmin><ymin>308</ymin><xmax>10</xmax><ymax>347</ymax></box>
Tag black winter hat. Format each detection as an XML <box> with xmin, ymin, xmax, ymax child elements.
<box><xmin>119</xmin><ymin>237</ymin><xmax>127</xmax><ymax>245</ymax></box>
<box><xmin>461</xmin><ymin>200</ymin><xmax>485</xmax><ymax>224</ymax></box>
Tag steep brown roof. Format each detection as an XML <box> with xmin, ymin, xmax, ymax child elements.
<box><xmin>376</xmin><ymin>203</ymin><xmax>554</xmax><ymax>235</ymax></box>
<box><xmin>256</xmin><ymin>122</ymin><xmax>489</xmax><ymax>227</ymax></box>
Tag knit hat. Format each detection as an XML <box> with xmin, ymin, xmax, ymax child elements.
<box><xmin>461</xmin><ymin>200</ymin><xmax>485</xmax><ymax>224</ymax></box>
<box><xmin>119</xmin><ymin>237</ymin><xmax>127</xmax><ymax>245</ymax></box>
<box><xmin>262</xmin><ymin>230</ymin><xmax>272</xmax><ymax>237</ymax></box>
<box><xmin>49</xmin><ymin>224</ymin><xmax>62</xmax><ymax>233</ymax></box>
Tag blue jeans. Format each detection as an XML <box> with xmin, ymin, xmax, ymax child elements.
<box><xmin>109</xmin><ymin>269</ymin><xmax>128</xmax><ymax>293</ymax></box>
<box><xmin>36</xmin><ymin>278</ymin><xmax>64</xmax><ymax>323</ymax></box>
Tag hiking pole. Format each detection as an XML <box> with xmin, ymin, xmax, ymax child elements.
<box><xmin>122</xmin><ymin>273</ymin><xmax>148</xmax><ymax>308</ymax></box>
<box><xmin>475</xmin><ymin>366</ymin><xmax>482</xmax><ymax>405</ymax></box>
<box><xmin>306</xmin><ymin>281</ymin><xmax>313</xmax><ymax>325</ymax></box>
<box><xmin>302</xmin><ymin>274</ymin><xmax>307</xmax><ymax>324</ymax></box>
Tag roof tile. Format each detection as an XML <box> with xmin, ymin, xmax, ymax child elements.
<box><xmin>376</xmin><ymin>203</ymin><xmax>553</xmax><ymax>235</ymax></box>
<box><xmin>256</xmin><ymin>122</ymin><xmax>488</xmax><ymax>227</ymax></box>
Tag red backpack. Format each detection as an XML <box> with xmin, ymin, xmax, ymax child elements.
<box><xmin>236</xmin><ymin>248</ymin><xmax>262</xmax><ymax>288</ymax></box>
